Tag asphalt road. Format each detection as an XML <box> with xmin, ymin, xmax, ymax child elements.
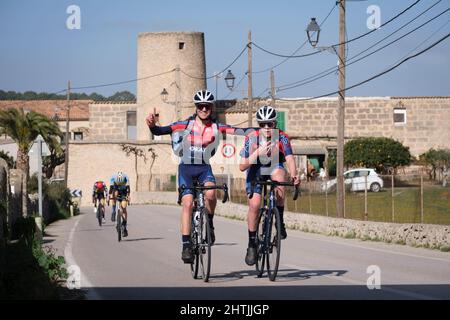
<box><xmin>60</xmin><ymin>204</ymin><xmax>450</xmax><ymax>300</ymax></box>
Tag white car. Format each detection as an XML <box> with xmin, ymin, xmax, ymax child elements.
<box><xmin>322</xmin><ymin>168</ymin><xmax>384</xmax><ymax>192</ymax></box>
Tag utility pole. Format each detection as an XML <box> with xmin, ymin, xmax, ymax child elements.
<box><xmin>336</xmin><ymin>0</ymin><xmax>346</xmax><ymax>218</ymax></box>
<box><xmin>64</xmin><ymin>81</ymin><xmax>70</xmax><ymax>189</ymax></box>
<box><xmin>270</xmin><ymin>69</ymin><xmax>276</xmax><ymax>107</ymax></box>
<box><xmin>247</xmin><ymin>30</ymin><xmax>253</xmax><ymax>127</ymax></box>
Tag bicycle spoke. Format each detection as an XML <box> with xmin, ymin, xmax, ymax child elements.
<box><xmin>255</xmin><ymin>209</ymin><xmax>266</xmax><ymax>278</ymax></box>
<box><xmin>266</xmin><ymin>207</ymin><xmax>281</xmax><ymax>281</ymax></box>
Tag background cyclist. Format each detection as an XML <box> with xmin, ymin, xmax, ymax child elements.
<box><xmin>92</xmin><ymin>180</ymin><xmax>107</xmax><ymax>224</ymax></box>
<box><xmin>108</xmin><ymin>171</ymin><xmax>131</xmax><ymax>237</ymax></box>
<box><xmin>239</xmin><ymin>105</ymin><xmax>300</xmax><ymax>266</ymax></box>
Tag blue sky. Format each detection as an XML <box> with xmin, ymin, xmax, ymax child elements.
<box><xmin>0</xmin><ymin>0</ymin><xmax>449</xmax><ymax>99</ymax></box>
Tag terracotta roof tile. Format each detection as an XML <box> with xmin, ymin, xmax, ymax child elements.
<box><xmin>0</xmin><ymin>100</ymin><xmax>91</xmax><ymax>120</ymax></box>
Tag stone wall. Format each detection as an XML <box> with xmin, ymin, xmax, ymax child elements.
<box><xmin>88</xmin><ymin>102</ymin><xmax>137</xmax><ymax>141</ymax></box>
<box><xmin>131</xmin><ymin>191</ymin><xmax>450</xmax><ymax>251</ymax></box>
<box><xmin>0</xmin><ymin>159</ymin><xmax>7</xmax><ymax>242</ymax></box>
<box><xmin>218</xmin><ymin>97</ymin><xmax>450</xmax><ymax>157</ymax></box>
<box><xmin>68</xmin><ymin>141</ymin><xmax>178</xmax><ymax>206</ymax></box>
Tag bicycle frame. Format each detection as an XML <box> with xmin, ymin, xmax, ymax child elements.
<box><xmin>178</xmin><ymin>182</ymin><xmax>229</xmax><ymax>282</ymax></box>
<box><xmin>251</xmin><ymin>179</ymin><xmax>299</xmax><ymax>281</ymax></box>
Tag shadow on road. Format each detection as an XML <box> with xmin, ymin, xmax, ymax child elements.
<box><xmin>207</xmin><ymin>269</ymin><xmax>347</xmax><ymax>284</ymax></box>
<box><xmin>213</xmin><ymin>242</ymin><xmax>238</xmax><ymax>247</ymax></box>
<box><xmin>123</xmin><ymin>237</ymin><xmax>164</xmax><ymax>242</ymax></box>
<box><xmin>81</xmin><ymin>284</ymin><xmax>450</xmax><ymax>300</ymax></box>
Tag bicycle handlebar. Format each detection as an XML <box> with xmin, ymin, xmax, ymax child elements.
<box><xmin>177</xmin><ymin>184</ymin><xmax>229</xmax><ymax>205</ymax></box>
<box><xmin>249</xmin><ymin>179</ymin><xmax>300</xmax><ymax>201</ymax></box>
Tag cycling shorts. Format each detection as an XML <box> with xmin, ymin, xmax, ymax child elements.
<box><xmin>245</xmin><ymin>163</ymin><xmax>285</xmax><ymax>195</ymax></box>
<box><xmin>178</xmin><ymin>164</ymin><xmax>216</xmax><ymax>197</ymax></box>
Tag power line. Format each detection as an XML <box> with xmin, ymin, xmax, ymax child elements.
<box><xmin>70</xmin><ymin>69</ymin><xmax>176</xmax><ymax>91</ymax></box>
<box><xmin>277</xmin><ymin>32</ymin><xmax>450</xmax><ymax>102</ymax></box>
<box><xmin>252</xmin><ymin>0</ymin><xmax>422</xmax><ymax>61</ymax></box>
<box><xmin>252</xmin><ymin>4</ymin><xmax>337</xmax><ymax>75</ymax></box>
<box><xmin>180</xmin><ymin>45</ymin><xmax>248</xmax><ymax>80</ymax></box>
<box><xmin>330</xmin><ymin>0</ymin><xmax>423</xmax><ymax>48</ymax></box>
<box><xmin>277</xmin><ymin>2</ymin><xmax>449</xmax><ymax>92</ymax></box>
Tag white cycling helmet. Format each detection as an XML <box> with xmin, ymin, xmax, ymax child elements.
<box><xmin>256</xmin><ymin>105</ymin><xmax>277</xmax><ymax>122</ymax></box>
<box><xmin>193</xmin><ymin>90</ymin><xmax>215</xmax><ymax>105</ymax></box>
<box><xmin>116</xmin><ymin>171</ymin><xmax>124</xmax><ymax>184</ymax></box>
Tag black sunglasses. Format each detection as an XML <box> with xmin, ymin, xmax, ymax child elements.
<box><xmin>196</xmin><ymin>104</ymin><xmax>213</xmax><ymax>111</ymax></box>
<box><xmin>259</xmin><ymin>122</ymin><xmax>276</xmax><ymax>128</ymax></box>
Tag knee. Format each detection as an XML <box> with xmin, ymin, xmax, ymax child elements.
<box><xmin>205</xmin><ymin>190</ymin><xmax>217</xmax><ymax>202</ymax></box>
<box><xmin>248</xmin><ymin>200</ymin><xmax>260</xmax><ymax>214</ymax></box>
<box><xmin>182</xmin><ymin>199</ymin><xmax>194</xmax><ymax>211</ymax></box>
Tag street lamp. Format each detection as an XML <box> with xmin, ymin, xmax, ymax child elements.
<box><xmin>306</xmin><ymin>18</ymin><xmax>321</xmax><ymax>48</ymax></box>
<box><xmin>160</xmin><ymin>88</ymin><xmax>169</xmax><ymax>103</ymax></box>
<box><xmin>224</xmin><ymin>69</ymin><xmax>236</xmax><ymax>90</ymax></box>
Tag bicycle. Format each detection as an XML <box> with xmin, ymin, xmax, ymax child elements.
<box><xmin>114</xmin><ymin>195</ymin><xmax>129</xmax><ymax>242</ymax></box>
<box><xmin>249</xmin><ymin>179</ymin><xmax>299</xmax><ymax>281</ymax></box>
<box><xmin>177</xmin><ymin>182</ymin><xmax>229</xmax><ymax>282</ymax></box>
<box><xmin>94</xmin><ymin>198</ymin><xmax>105</xmax><ymax>227</ymax></box>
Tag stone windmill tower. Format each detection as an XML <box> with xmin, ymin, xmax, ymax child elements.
<box><xmin>136</xmin><ymin>32</ymin><xmax>207</xmax><ymax>141</ymax></box>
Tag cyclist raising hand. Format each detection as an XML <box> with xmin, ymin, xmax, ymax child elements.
<box><xmin>146</xmin><ymin>89</ymin><xmax>249</xmax><ymax>264</ymax></box>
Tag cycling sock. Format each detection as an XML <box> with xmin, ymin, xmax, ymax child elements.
<box><xmin>182</xmin><ymin>235</ymin><xmax>191</xmax><ymax>249</ymax></box>
<box><xmin>277</xmin><ymin>206</ymin><xmax>285</xmax><ymax>225</ymax></box>
<box><xmin>248</xmin><ymin>231</ymin><xmax>257</xmax><ymax>248</ymax></box>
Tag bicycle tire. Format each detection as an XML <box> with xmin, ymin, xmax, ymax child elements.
<box><xmin>199</xmin><ymin>208</ymin><xmax>212</xmax><ymax>282</ymax></box>
<box><xmin>117</xmin><ymin>207</ymin><xmax>122</xmax><ymax>242</ymax></box>
<box><xmin>97</xmin><ymin>203</ymin><xmax>103</xmax><ymax>226</ymax></box>
<box><xmin>255</xmin><ymin>208</ymin><xmax>266</xmax><ymax>278</ymax></box>
<box><xmin>266</xmin><ymin>207</ymin><xmax>281</xmax><ymax>281</ymax></box>
<box><xmin>190</xmin><ymin>211</ymin><xmax>200</xmax><ymax>279</ymax></box>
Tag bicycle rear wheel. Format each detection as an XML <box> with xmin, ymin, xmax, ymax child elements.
<box><xmin>255</xmin><ymin>208</ymin><xmax>266</xmax><ymax>278</ymax></box>
<box><xmin>266</xmin><ymin>207</ymin><xmax>281</xmax><ymax>281</ymax></box>
<box><xmin>199</xmin><ymin>208</ymin><xmax>212</xmax><ymax>282</ymax></box>
<box><xmin>117</xmin><ymin>207</ymin><xmax>122</xmax><ymax>242</ymax></box>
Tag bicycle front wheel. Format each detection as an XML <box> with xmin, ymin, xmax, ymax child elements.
<box><xmin>97</xmin><ymin>204</ymin><xmax>103</xmax><ymax>226</ymax></box>
<box><xmin>255</xmin><ymin>208</ymin><xmax>266</xmax><ymax>278</ymax></box>
<box><xmin>266</xmin><ymin>207</ymin><xmax>281</xmax><ymax>281</ymax></box>
<box><xmin>199</xmin><ymin>208</ymin><xmax>212</xmax><ymax>282</ymax></box>
<box><xmin>117</xmin><ymin>207</ymin><xmax>122</xmax><ymax>242</ymax></box>
<box><xmin>190</xmin><ymin>218</ymin><xmax>200</xmax><ymax>279</ymax></box>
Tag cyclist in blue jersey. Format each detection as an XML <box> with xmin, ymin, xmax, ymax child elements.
<box><xmin>146</xmin><ymin>89</ymin><xmax>249</xmax><ymax>263</ymax></box>
<box><xmin>108</xmin><ymin>171</ymin><xmax>131</xmax><ymax>237</ymax></box>
<box><xmin>239</xmin><ymin>105</ymin><xmax>300</xmax><ymax>266</ymax></box>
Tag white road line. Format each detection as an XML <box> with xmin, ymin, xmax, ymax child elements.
<box><xmin>283</xmin><ymin>263</ymin><xmax>438</xmax><ymax>300</ymax></box>
<box><xmin>64</xmin><ymin>216</ymin><xmax>100</xmax><ymax>300</ymax></box>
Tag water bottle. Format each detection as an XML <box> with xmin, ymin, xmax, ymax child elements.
<box><xmin>193</xmin><ymin>210</ymin><xmax>200</xmax><ymax>227</ymax></box>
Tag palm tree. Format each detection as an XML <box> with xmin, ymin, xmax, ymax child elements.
<box><xmin>0</xmin><ymin>108</ymin><xmax>63</xmax><ymax>217</ymax></box>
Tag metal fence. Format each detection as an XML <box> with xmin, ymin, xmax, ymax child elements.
<box><xmin>216</xmin><ymin>174</ymin><xmax>450</xmax><ymax>225</ymax></box>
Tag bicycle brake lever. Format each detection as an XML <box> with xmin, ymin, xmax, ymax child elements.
<box><xmin>222</xmin><ymin>184</ymin><xmax>229</xmax><ymax>203</ymax></box>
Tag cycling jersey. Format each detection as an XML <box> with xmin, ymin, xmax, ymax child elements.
<box><xmin>109</xmin><ymin>173</ymin><xmax>130</xmax><ymax>198</ymax></box>
<box><xmin>92</xmin><ymin>181</ymin><xmax>107</xmax><ymax>198</ymax></box>
<box><xmin>240</xmin><ymin>129</ymin><xmax>293</xmax><ymax>195</ymax></box>
<box><xmin>150</xmin><ymin>117</ymin><xmax>245</xmax><ymax>165</ymax></box>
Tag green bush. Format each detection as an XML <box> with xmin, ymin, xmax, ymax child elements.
<box><xmin>28</xmin><ymin>175</ymin><xmax>72</xmax><ymax>223</ymax></box>
<box><xmin>32</xmin><ymin>241</ymin><xmax>68</xmax><ymax>282</ymax></box>
<box><xmin>344</xmin><ymin>137</ymin><xmax>412</xmax><ymax>173</ymax></box>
